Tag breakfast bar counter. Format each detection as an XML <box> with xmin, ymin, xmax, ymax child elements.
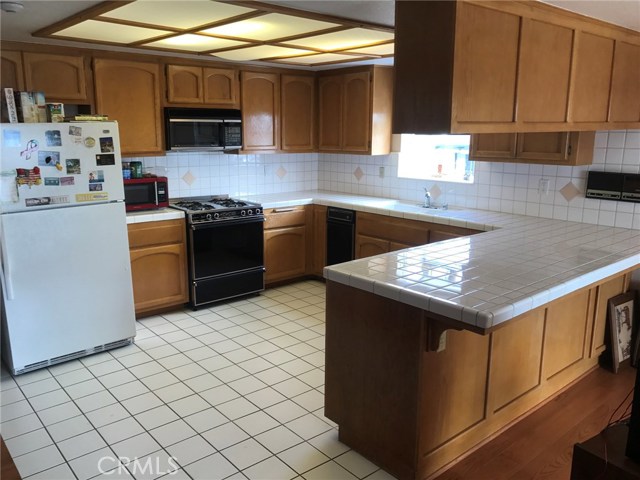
<box><xmin>248</xmin><ymin>191</ymin><xmax>640</xmax><ymax>480</ymax></box>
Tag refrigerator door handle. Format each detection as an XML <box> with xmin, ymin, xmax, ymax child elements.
<box><xmin>0</xmin><ymin>228</ymin><xmax>14</xmax><ymax>300</ymax></box>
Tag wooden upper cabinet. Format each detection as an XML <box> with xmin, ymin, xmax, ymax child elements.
<box><xmin>166</xmin><ymin>65</ymin><xmax>202</xmax><ymax>104</ymax></box>
<box><xmin>281</xmin><ymin>74</ymin><xmax>315</xmax><ymax>152</ymax></box>
<box><xmin>318</xmin><ymin>75</ymin><xmax>343</xmax><ymax>151</ymax></box>
<box><xmin>241</xmin><ymin>71</ymin><xmax>280</xmax><ymax>151</ymax></box>
<box><xmin>393</xmin><ymin>0</ymin><xmax>640</xmax><ymax>133</ymax></box>
<box><xmin>453</xmin><ymin>3</ymin><xmax>519</xmax><ymax>124</ymax></box>
<box><xmin>471</xmin><ymin>131</ymin><xmax>595</xmax><ymax>165</ymax></box>
<box><xmin>342</xmin><ymin>71</ymin><xmax>371</xmax><ymax>152</ymax></box>
<box><xmin>517</xmin><ymin>19</ymin><xmax>573</xmax><ymax>124</ymax></box>
<box><xmin>1</xmin><ymin>51</ymin><xmax>24</xmax><ymax>90</ymax></box>
<box><xmin>318</xmin><ymin>66</ymin><xmax>392</xmax><ymax>155</ymax></box>
<box><xmin>569</xmin><ymin>32</ymin><xmax>614</xmax><ymax>123</ymax></box>
<box><xmin>166</xmin><ymin>65</ymin><xmax>239</xmax><ymax>107</ymax></box>
<box><xmin>23</xmin><ymin>52</ymin><xmax>89</xmax><ymax>102</ymax></box>
<box><xmin>93</xmin><ymin>58</ymin><xmax>163</xmax><ymax>156</ymax></box>
<box><xmin>609</xmin><ymin>41</ymin><xmax>640</xmax><ymax>123</ymax></box>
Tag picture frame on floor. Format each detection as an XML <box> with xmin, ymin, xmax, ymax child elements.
<box><xmin>608</xmin><ymin>291</ymin><xmax>637</xmax><ymax>373</ymax></box>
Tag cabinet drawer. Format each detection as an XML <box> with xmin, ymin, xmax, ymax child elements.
<box><xmin>128</xmin><ymin>219</ymin><xmax>185</xmax><ymax>248</ymax></box>
<box><xmin>264</xmin><ymin>207</ymin><xmax>307</xmax><ymax>229</ymax></box>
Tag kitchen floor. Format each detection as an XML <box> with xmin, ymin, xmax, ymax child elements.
<box><xmin>0</xmin><ymin>280</ymin><xmax>395</xmax><ymax>480</ymax></box>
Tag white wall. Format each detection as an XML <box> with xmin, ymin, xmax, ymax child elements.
<box><xmin>128</xmin><ymin>130</ymin><xmax>639</xmax><ymax>229</ymax></box>
<box><xmin>318</xmin><ymin>130</ymin><xmax>640</xmax><ymax>229</ymax></box>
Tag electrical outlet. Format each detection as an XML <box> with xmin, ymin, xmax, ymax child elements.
<box><xmin>379</xmin><ymin>166</ymin><xmax>385</xmax><ymax>178</ymax></box>
<box><xmin>538</xmin><ymin>178</ymin><xmax>550</xmax><ymax>195</ymax></box>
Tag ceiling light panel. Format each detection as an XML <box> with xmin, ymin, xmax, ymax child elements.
<box><xmin>345</xmin><ymin>43</ymin><xmax>395</xmax><ymax>56</ymax></box>
<box><xmin>52</xmin><ymin>20</ymin><xmax>171</xmax><ymax>43</ymax></box>
<box><xmin>287</xmin><ymin>28</ymin><xmax>394</xmax><ymax>51</ymax></box>
<box><xmin>100</xmin><ymin>0</ymin><xmax>255</xmax><ymax>30</ymax></box>
<box><xmin>276</xmin><ymin>53</ymin><xmax>364</xmax><ymax>65</ymax></box>
<box><xmin>144</xmin><ymin>34</ymin><xmax>248</xmax><ymax>51</ymax></box>
<box><xmin>211</xmin><ymin>45</ymin><xmax>314</xmax><ymax>61</ymax></box>
<box><xmin>201</xmin><ymin>13</ymin><xmax>340</xmax><ymax>41</ymax></box>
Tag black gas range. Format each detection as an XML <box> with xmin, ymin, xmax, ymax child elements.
<box><xmin>170</xmin><ymin>195</ymin><xmax>263</xmax><ymax>224</ymax></box>
<box><xmin>170</xmin><ymin>195</ymin><xmax>265</xmax><ymax>308</ymax></box>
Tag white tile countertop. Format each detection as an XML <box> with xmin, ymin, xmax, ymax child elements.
<box><xmin>245</xmin><ymin>191</ymin><xmax>640</xmax><ymax>331</ymax></box>
<box><xmin>125</xmin><ymin>208</ymin><xmax>184</xmax><ymax>224</ymax></box>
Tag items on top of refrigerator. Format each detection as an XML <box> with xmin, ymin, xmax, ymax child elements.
<box><xmin>63</xmin><ymin>114</ymin><xmax>109</xmax><ymax>121</ymax></box>
<box><xmin>46</xmin><ymin>103</ymin><xmax>65</xmax><ymax>122</ymax></box>
<box><xmin>1</xmin><ymin>89</ymin><xmax>46</xmax><ymax>123</ymax></box>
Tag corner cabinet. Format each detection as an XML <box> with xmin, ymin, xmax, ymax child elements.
<box><xmin>23</xmin><ymin>52</ymin><xmax>90</xmax><ymax>103</ymax></box>
<box><xmin>470</xmin><ymin>131</ymin><xmax>596</xmax><ymax>165</ymax></box>
<box><xmin>241</xmin><ymin>71</ymin><xmax>280</xmax><ymax>152</ymax></box>
<box><xmin>318</xmin><ymin>66</ymin><xmax>394</xmax><ymax>155</ymax></box>
<box><xmin>127</xmin><ymin>219</ymin><xmax>188</xmax><ymax>316</ymax></box>
<box><xmin>393</xmin><ymin>0</ymin><xmax>640</xmax><ymax>133</ymax></box>
<box><xmin>166</xmin><ymin>65</ymin><xmax>239</xmax><ymax>108</ymax></box>
<box><xmin>93</xmin><ymin>58</ymin><xmax>164</xmax><ymax>156</ymax></box>
<box><xmin>281</xmin><ymin>74</ymin><xmax>316</xmax><ymax>152</ymax></box>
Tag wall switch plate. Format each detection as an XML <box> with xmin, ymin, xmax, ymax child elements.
<box><xmin>379</xmin><ymin>166</ymin><xmax>385</xmax><ymax>178</ymax></box>
<box><xmin>538</xmin><ymin>178</ymin><xmax>550</xmax><ymax>195</ymax></box>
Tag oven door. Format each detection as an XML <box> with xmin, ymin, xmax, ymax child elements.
<box><xmin>188</xmin><ymin>218</ymin><xmax>264</xmax><ymax>306</ymax></box>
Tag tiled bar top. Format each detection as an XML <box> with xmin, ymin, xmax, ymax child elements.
<box><xmin>246</xmin><ymin>191</ymin><xmax>640</xmax><ymax>332</ymax></box>
<box><xmin>125</xmin><ymin>208</ymin><xmax>184</xmax><ymax>224</ymax></box>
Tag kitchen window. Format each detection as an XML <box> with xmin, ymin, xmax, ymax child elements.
<box><xmin>397</xmin><ymin>134</ymin><xmax>475</xmax><ymax>184</ymax></box>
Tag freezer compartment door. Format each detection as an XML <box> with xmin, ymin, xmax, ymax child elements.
<box><xmin>0</xmin><ymin>202</ymin><xmax>135</xmax><ymax>371</ymax></box>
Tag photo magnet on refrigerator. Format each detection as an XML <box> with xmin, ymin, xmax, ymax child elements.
<box><xmin>38</xmin><ymin>151</ymin><xmax>60</xmax><ymax>167</ymax></box>
<box><xmin>89</xmin><ymin>183</ymin><xmax>103</xmax><ymax>191</ymax></box>
<box><xmin>96</xmin><ymin>154</ymin><xmax>115</xmax><ymax>166</ymax></box>
<box><xmin>45</xmin><ymin>130</ymin><xmax>62</xmax><ymax>147</ymax></box>
<box><xmin>83</xmin><ymin>137</ymin><xmax>96</xmax><ymax>148</ymax></box>
<box><xmin>99</xmin><ymin>137</ymin><xmax>114</xmax><ymax>153</ymax></box>
<box><xmin>66</xmin><ymin>159</ymin><xmax>81</xmax><ymax>174</ymax></box>
<box><xmin>3</xmin><ymin>130</ymin><xmax>20</xmax><ymax>147</ymax></box>
<box><xmin>44</xmin><ymin>177</ymin><xmax>60</xmax><ymax>186</ymax></box>
<box><xmin>20</xmin><ymin>139</ymin><xmax>38</xmax><ymax>160</ymax></box>
<box><xmin>88</xmin><ymin>170</ymin><xmax>104</xmax><ymax>183</ymax></box>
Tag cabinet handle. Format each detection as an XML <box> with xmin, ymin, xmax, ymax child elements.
<box><xmin>272</xmin><ymin>208</ymin><xmax>296</xmax><ymax>213</ymax></box>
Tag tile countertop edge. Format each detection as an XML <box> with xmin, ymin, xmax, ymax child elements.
<box><xmin>126</xmin><ymin>208</ymin><xmax>184</xmax><ymax>224</ymax></box>
<box><xmin>255</xmin><ymin>191</ymin><xmax>640</xmax><ymax>334</ymax></box>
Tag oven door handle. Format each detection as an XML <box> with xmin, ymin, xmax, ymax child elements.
<box><xmin>190</xmin><ymin>217</ymin><xmax>265</xmax><ymax>230</ymax></box>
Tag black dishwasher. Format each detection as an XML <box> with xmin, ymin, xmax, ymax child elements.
<box><xmin>326</xmin><ymin>207</ymin><xmax>356</xmax><ymax>266</ymax></box>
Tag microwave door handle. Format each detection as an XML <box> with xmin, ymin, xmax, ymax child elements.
<box><xmin>168</xmin><ymin>119</ymin><xmax>223</xmax><ymax>123</ymax></box>
<box><xmin>224</xmin><ymin>119</ymin><xmax>241</xmax><ymax>124</ymax></box>
<box><xmin>154</xmin><ymin>182</ymin><xmax>159</xmax><ymax>206</ymax></box>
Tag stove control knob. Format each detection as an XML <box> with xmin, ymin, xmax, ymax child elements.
<box><xmin>206</xmin><ymin>213</ymin><xmax>212</xmax><ymax>221</ymax></box>
<box><xmin>241</xmin><ymin>210</ymin><xmax>247</xmax><ymax>216</ymax></box>
<box><xmin>255</xmin><ymin>208</ymin><xmax>261</xmax><ymax>215</ymax></box>
<box><xmin>247</xmin><ymin>209</ymin><xmax>253</xmax><ymax>215</ymax></box>
<box><xmin>213</xmin><ymin>213</ymin><xmax>220</xmax><ymax>219</ymax></box>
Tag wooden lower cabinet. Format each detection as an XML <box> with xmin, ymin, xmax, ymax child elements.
<box><xmin>356</xmin><ymin>234</ymin><xmax>390</xmax><ymax>258</ymax></box>
<box><xmin>128</xmin><ymin>220</ymin><xmax>188</xmax><ymax>316</ymax></box>
<box><xmin>264</xmin><ymin>206</ymin><xmax>309</xmax><ymax>284</ymax></box>
<box><xmin>325</xmin><ymin>268</ymin><xmax>637</xmax><ymax>480</ymax></box>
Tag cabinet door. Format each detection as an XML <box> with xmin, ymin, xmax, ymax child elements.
<box><xmin>342</xmin><ymin>71</ymin><xmax>371</xmax><ymax>152</ymax></box>
<box><xmin>241</xmin><ymin>71</ymin><xmax>280</xmax><ymax>151</ymax></box>
<box><xmin>569</xmin><ymin>32</ymin><xmax>614</xmax><ymax>123</ymax></box>
<box><xmin>264</xmin><ymin>226</ymin><xmax>306</xmax><ymax>283</ymax></box>
<box><xmin>281</xmin><ymin>75</ymin><xmax>315</xmax><ymax>152</ymax></box>
<box><xmin>470</xmin><ymin>133</ymin><xmax>516</xmax><ymax>159</ymax></box>
<box><xmin>516</xmin><ymin>132</ymin><xmax>569</xmax><ymax>161</ymax></box>
<box><xmin>23</xmin><ymin>52</ymin><xmax>88</xmax><ymax>102</ymax></box>
<box><xmin>355</xmin><ymin>234</ymin><xmax>389</xmax><ymax>259</ymax></box>
<box><xmin>166</xmin><ymin>65</ymin><xmax>203</xmax><ymax>104</ymax></box>
<box><xmin>130</xmin><ymin>243</ymin><xmax>188</xmax><ymax>314</ymax></box>
<box><xmin>609</xmin><ymin>41</ymin><xmax>640</xmax><ymax>123</ymax></box>
<box><xmin>453</xmin><ymin>2</ymin><xmax>520</xmax><ymax>123</ymax></box>
<box><xmin>517</xmin><ymin>18</ymin><xmax>573</xmax><ymax>123</ymax></box>
<box><xmin>203</xmin><ymin>68</ymin><xmax>239</xmax><ymax>107</ymax></box>
<box><xmin>94</xmin><ymin>59</ymin><xmax>163</xmax><ymax>156</ymax></box>
<box><xmin>1</xmin><ymin>51</ymin><xmax>24</xmax><ymax>90</ymax></box>
<box><xmin>318</xmin><ymin>75</ymin><xmax>343</xmax><ymax>151</ymax></box>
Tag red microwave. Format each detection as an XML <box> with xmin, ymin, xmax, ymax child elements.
<box><xmin>123</xmin><ymin>177</ymin><xmax>169</xmax><ymax>211</ymax></box>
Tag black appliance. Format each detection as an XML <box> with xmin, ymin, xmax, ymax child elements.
<box><xmin>326</xmin><ymin>207</ymin><xmax>356</xmax><ymax>266</ymax></box>
<box><xmin>586</xmin><ymin>171</ymin><xmax>640</xmax><ymax>203</ymax></box>
<box><xmin>164</xmin><ymin>108</ymin><xmax>242</xmax><ymax>151</ymax></box>
<box><xmin>170</xmin><ymin>196</ymin><xmax>264</xmax><ymax>308</ymax></box>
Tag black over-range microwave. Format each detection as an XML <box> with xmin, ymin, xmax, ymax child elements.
<box><xmin>164</xmin><ymin>108</ymin><xmax>242</xmax><ymax>151</ymax></box>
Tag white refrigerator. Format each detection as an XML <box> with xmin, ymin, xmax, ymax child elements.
<box><xmin>0</xmin><ymin>122</ymin><xmax>136</xmax><ymax>375</ymax></box>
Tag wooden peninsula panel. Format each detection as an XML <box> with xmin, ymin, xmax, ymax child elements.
<box><xmin>324</xmin><ymin>267</ymin><xmax>636</xmax><ymax>480</ymax></box>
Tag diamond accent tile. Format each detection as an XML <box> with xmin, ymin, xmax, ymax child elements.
<box><xmin>429</xmin><ymin>184</ymin><xmax>442</xmax><ymax>200</ymax></box>
<box><xmin>182</xmin><ymin>170</ymin><xmax>196</xmax><ymax>186</ymax></box>
<box><xmin>276</xmin><ymin>166</ymin><xmax>287</xmax><ymax>179</ymax></box>
<box><xmin>559</xmin><ymin>181</ymin><xmax>580</xmax><ymax>203</ymax></box>
<box><xmin>353</xmin><ymin>166</ymin><xmax>364</xmax><ymax>181</ymax></box>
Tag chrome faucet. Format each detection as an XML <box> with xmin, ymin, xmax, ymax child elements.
<box><xmin>424</xmin><ymin>188</ymin><xmax>431</xmax><ymax>208</ymax></box>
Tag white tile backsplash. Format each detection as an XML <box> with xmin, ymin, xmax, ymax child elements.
<box><xmin>127</xmin><ymin>130</ymin><xmax>639</xmax><ymax>229</ymax></box>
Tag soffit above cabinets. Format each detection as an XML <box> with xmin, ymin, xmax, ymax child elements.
<box><xmin>33</xmin><ymin>0</ymin><xmax>394</xmax><ymax>67</ymax></box>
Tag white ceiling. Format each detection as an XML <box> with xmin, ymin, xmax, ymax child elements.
<box><xmin>1</xmin><ymin>0</ymin><xmax>638</xmax><ymax>69</ymax></box>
